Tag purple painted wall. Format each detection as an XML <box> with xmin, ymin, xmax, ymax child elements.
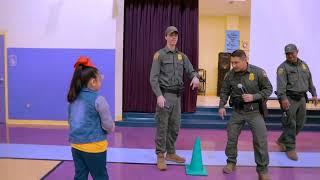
<box><xmin>7</xmin><ymin>48</ymin><xmax>115</xmax><ymax>121</ymax></box>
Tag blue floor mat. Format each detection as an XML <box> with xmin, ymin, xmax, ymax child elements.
<box><xmin>0</xmin><ymin>144</ymin><xmax>319</xmax><ymax>167</ymax></box>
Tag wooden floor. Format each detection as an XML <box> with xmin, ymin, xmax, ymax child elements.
<box><xmin>197</xmin><ymin>95</ymin><xmax>320</xmax><ymax>110</ymax></box>
<box><xmin>0</xmin><ymin>159</ymin><xmax>61</xmax><ymax>180</ymax></box>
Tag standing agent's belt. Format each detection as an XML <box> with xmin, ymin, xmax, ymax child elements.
<box><xmin>160</xmin><ymin>88</ymin><xmax>184</xmax><ymax>97</ymax></box>
<box><xmin>287</xmin><ymin>90</ymin><xmax>308</xmax><ymax>102</ymax></box>
<box><xmin>230</xmin><ymin>96</ymin><xmax>260</xmax><ymax>112</ymax></box>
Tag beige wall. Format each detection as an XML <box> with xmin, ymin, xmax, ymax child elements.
<box><xmin>199</xmin><ymin>16</ymin><xmax>250</xmax><ymax>95</ymax></box>
<box><xmin>199</xmin><ymin>16</ymin><xmax>225</xmax><ymax>96</ymax></box>
<box><xmin>239</xmin><ymin>16</ymin><xmax>251</xmax><ymax>57</ymax></box>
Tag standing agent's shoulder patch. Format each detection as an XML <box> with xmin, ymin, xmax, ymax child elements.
<box><xmin>153</xmin><ymin>51</ymin><xmax>160</xmax><ymax>61</ymax></box>
<box><xmin>223</xmin><ymin>72</ymin><xmax>230</xmax><ymax>80</ymax></box>
<box><xmin>277</xmin><ymin>68</ymin><xmax>284</xmax><ymax>75</ymax></box>
<box><xmin>262</xmin><ymin>70</ymin><xmax>268</xmax><ymax>77</ymax></box>
<box><xmin>301</xmin><ymin>63</ymin><xmax>307</xmax><ymax>70</ymax></box>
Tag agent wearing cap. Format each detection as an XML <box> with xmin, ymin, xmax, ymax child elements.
<box><xmin>150</xmin><ymin>26</ymin><xmax>200</xmax><ymax>171</ymax></box>
<box><xmin>219</xmin><ymin>49</ymin><xmax>272</xmax><ymax>180</ymax></box>
<box><xmin>276</xmin><ymin>44</ymin><xmax>318</xmax><ymax>160</ymax></box>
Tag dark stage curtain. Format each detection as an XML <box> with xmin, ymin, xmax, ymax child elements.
<box><xmin>123</xmin><ymin>0</ymin><xmax>199</xmax><ymax>112</ymax></box>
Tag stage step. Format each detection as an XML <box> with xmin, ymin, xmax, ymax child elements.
<box><xmin>117</xmin><ymin>107</ymin><xmax>320</xmax><ymax>131</ymax></box>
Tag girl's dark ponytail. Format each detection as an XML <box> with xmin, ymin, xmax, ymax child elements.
<box><xmin>67</xmin><ymin>65</ymin><xmax>83</xmax><ymax>103</ymax></box>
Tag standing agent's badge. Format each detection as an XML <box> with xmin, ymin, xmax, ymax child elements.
<box><xmin>177</xmin><ymin>54</ymin><xmax>183</xmax><ymax>61</ymax></box>
<box><xmin>249</xmin><ymin>73</ymin><xmax>255</xmax><ymax>81</ymax></box>
<box><xmin>302</xmin><ymin>64</ymin><xmax>307</xmax><ymax>70</ymax></box>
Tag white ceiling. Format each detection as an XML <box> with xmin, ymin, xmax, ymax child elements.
<box><xmin>200</xmin><ymin>0</ymin><xmax>251</xmax><ymax>16</ymax></box>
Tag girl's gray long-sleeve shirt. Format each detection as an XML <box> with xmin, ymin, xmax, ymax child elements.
<box><xmin>95</xmin><ymin>96</ymin><xmax>114</xmax><ymax>133</ymax></box>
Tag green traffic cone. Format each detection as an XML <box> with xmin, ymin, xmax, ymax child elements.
<box><xmin>185</xmin><ymin>137</ymin><xmax>207</xmax><ymax>176</ymax></box>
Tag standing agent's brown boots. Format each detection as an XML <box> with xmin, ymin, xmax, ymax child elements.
<box><xmin>276</xmin><ymin>140</ymin><xmax>286</xmax><ymax>152</ymax></box>
<box><xmin>165</xmin><ymin>153</ymin><xmax>186</xmax><ymax>163</ymax></box>
<box><xmin>223</xmin><ymin>163</ymin><xmax>236</xmax><ymax>174</ymax></box>
<box><xmin>276</xmin><ymin>140</ymin><xmax>298</xmax><ymax>160</ymax></box>
<box><xmin>157</xmin><ymin>153</ymin><xmax>167</xmax><ymax>171</ymax></box>
<box><xmin>286</xmin><ymin>150</ymin><xmax>298</xmax><ymax>161</ymax></box>
<box><xmin>258</xmin><ymin>173</ymin><xmax>271</xmax><ymax>180</ymax></box>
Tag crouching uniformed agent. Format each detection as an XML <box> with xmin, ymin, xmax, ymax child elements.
<box><xmin>219</xmin><ymin>49</ymin><xmax>273</xmax><ymax>180</ymax></box>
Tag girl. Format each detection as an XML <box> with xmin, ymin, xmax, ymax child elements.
<box><xmin>67</xmin><ymin>56</ymin><xmax>114</xmax><ymax>180</ymax></box>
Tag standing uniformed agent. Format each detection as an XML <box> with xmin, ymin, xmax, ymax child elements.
<box><xmin>276</xmin><ymin>44</ymin><xmax>318</xmax><ymax>160</ymax></box>
<box><xmin>150</xmin><ymin>26</ymin><xmax>200</xmax><ymax>171</ymax></box>
<box><xmin>219</xmin><ymin>50</ymin><xmax>272</xmax><ymax>180</ymax></box>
